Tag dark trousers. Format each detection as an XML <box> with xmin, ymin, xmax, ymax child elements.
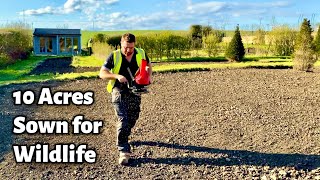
<box><xmin>88</xmin><ymin>47</ymin><xmax>92</xmax><ymax>55</ymax></box>
<box><xmin>111</xmin><ymin>88</ymin><xmax>141</xmax><ymax>153</ymax></box>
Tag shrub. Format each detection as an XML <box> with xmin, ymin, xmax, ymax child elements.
<box><xmin>0</xmin><ymin>27</ymin><xmax>32</xmax><ymax>67</ymax></box>
<box><xmin>136</xmin><ymin>32</ymin><xmax>192</xmax><ymax>61</ymax></box>
<box><xmin>92</xmin><ymin>42</ymin><xmax>115</xmax><ymax>61</ymax></box>
<box><xmin>202</xmin><ymin>25</ymin><xmax>213</xmax><ymax>37</ymax></box>
<box><xmin>268</xmin><ymin>25</ymin><xmax>296</xmax><ymax>56</ymax></box>
<box><xmin>293</xmin><ymin>18</ymin><xmax>316</xmax><ymax>71</ymax></box>
<box><xmin>293</xmin><ymin>49</ymin><xmax>316</xmax><ymax>71</ymax></box>
<box><xmin>135</xmin><ymin>34</ymin><xmax>156</xmax><ymax>60</ymax></box>
<box><xmin>0</xmin><ymin>54</ymin><xmax>11</xmax><ymax>67</ymax></box>
<box><xmin>93</xmin><ymin>33</ymin><xmax>107</xmax><ymax>43</ymax></box>
<box><xmin>253</xmin><ymin>29</ymin><xmax>266</xmax><ymax>45</ymax></box>
<box><xmin>225</xmin><ymin>25</ymin><xmax>245</xmax><ymax>62</ymax></box>
<box><xmin>202</xmin><ymin>33</ymin><xmax>220</xmax><ymax>57</ymax></box>
<box><xmin>212</xmin><ymin>30</ymin><xmax>225</xmax><ymax>43</ymax></box>
<box><xmin>174</xmin><ymin>35</ymin><xmax>191</xmax><ymax>59</ymax></box>
<box><xmin>106</xmin><ymin>35</ymin><xmax>121</xmax><ymax>49</ymax></box>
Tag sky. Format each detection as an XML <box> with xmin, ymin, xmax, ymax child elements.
<box><xmin>0</xmin><ymin>0</ymin><xmax>319</xmax><ymax>31</ymax></box>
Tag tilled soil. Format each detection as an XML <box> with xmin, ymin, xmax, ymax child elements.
<box><xmin>1</xmin><ymin>69</ymin><xmax>320</xmax><ymax>179</ymax></box>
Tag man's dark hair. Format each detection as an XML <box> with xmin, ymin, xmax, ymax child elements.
<box><xmin>121</xmin><ymin>33</ymin><xmax>136</xmax><ymax>43</ymax></box>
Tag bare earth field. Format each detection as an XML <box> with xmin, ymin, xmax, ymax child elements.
<box><xmin>1</xmin><ymin>69</ymin><xmax>320</xmax><ymax>179</ymax></box>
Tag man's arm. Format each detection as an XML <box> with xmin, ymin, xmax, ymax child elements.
<box><xmin>99</xmin><ymin>67</ymin><xmax>128</xmax><ymax>83</ymax></box>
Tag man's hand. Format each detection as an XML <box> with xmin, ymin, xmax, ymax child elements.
<box><xmin>116</xmin><ymin>74</ymin><xmax>128</xmax><ymax>83</ymax></box>
<box><xmin>99</xmin><ymin>67</ymin><xmax>128</xmax><ymax>83</ymax></box>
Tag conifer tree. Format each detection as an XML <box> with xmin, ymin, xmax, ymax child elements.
<box><xmin>225</xmin><ymin>25</ymin><xmax>245</xmax><ymax>62</ymax></box>
<box><xmin>314</xmin><ymin>25</ymin><xmax>320</xmax><ymax>58</ymax></box>
<box><xmin>293</xmin><ymin>18</ymin><xmax>316</xmax><ymax>71</ymax></box>
<box><xmin>189</xmin><ymin>25</ymin><xmax>203</xmax><ymax>49</ymax></box>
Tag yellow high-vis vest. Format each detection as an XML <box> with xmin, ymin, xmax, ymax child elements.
<box><xmin>107</xmin><ymin>48</ymin><xmax>146</xmax><ymax>93</ymax></box>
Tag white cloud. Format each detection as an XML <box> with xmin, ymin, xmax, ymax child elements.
<box><xmin>104</xmin><ymin>0</ymin><xmax>291</xmax><ymax>30</ymax></box>
<box><xmin>269</xmin><ymin>1</ymin><xmax>290</xmax><ymax>7</ymax></box>
<box><xmin>63</xmin><ymin>0</ymin><xmax>82</xmax><ymax>13</ymax></box>
<box><xmin>187</xmin><ymin>1</ymin><xmax>228</xmax><ymax>14</ymax></box>
<box><xmin>19</xmin><ymin>0</ymin><xmax>119</xmax><ymax>16</ymax></box>
<box><xmin>104</xmin><ymin>0</ymin><xmax>119</xmax><ymax>5</ymax></box>
<box><xmin>186</xmin><ymin>0</ymin><xmax>290</xmax><ymax>15</ymax></box>
<box><xmin>20</xmin><ymin>6</ymin><xmax>56</xmax><ymax>16</ymax></box>
<box><xmin>109</xmin><ymin>12</ymin><xmax>122</xmax><ymax>19</ymax></box>
<box><xmin>19</xmin><ymin>0</ymin><xmax>293</xmax><ymax>30</ymax></box>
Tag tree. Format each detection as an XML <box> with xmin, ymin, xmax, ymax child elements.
<box><xmin>175</xmin><ymin>35</ymin><xmax>191</xmax><ymax>59</ymax></box>
<box><xmin>268</xmin><ymin>25</ymin><xmax>296</xmax><ymax>56</ymax></box>
<box><xmin>93</xmin><ymin>33</ymin><xmax>107</xmax><ymax>43</ymax></box>
<box><xmin>314</xmin><ymin>25</ymin><xmax>320</xmax><ymax>58</ymax></box>
<box><xmin>202</xmin><ymin>33</ymin><xmax>220</xmax><ymax>57</ymax></box>
<box><xmin>106</xmin><ymin>35</ymin><xmax>121</xmax><ymax>49</ymax></box>
<box><xmin>189</xmin><ymin>25</ymin><xmax>203</xmax><ymax>50</ymax></box>
<box><xmin>136</xmin><ymin>35</ymin><xmax>156</xmax><ymax>60</ymax></box>
<box><xmin>225</xmin><ymin>25</ymin><xmax>245</xmax><ymax>62</ymax></box>
<box><xmin>254</xmin><ymin>28</ymin><xmax>266</xmax><ymax>45</ymax></box>
<box><xmin>202</xmin><ymin>25</ymin><xmax>213</xmax><ymax>37</ymax></box>
<box><xmin>212</xmin><ymin>30</ymin><xmax>225</xmax><ymax>43</ymax></box>
<box><xmin>189</xmin><ymin>25</ymin><xmax>202</xmax><ymax>38</ymax></box>
<box><xmin>253</xmin><ymin>28</ymin><xmax>268</xmax><ymax>56</ymax></box>
<box><xmin>293</xmin><ymin>18</ymin><xmax>316</xmax><ymax>71</ymax></box>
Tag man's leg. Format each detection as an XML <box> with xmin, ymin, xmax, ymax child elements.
<box><xmin>112</xmin><ymin>90</ymin><xmax>135</xmax><ymax>165</ymax></box>
<box><xmin>126</xmin><ymin>94</ymin><xmax>141</xmax><ymax>156</ymax></box>
<box><xmin>111</xmin><ymin>90</ymin><xmax>131</xmax><ymax>153</ymax></box>
<box><xmin>127</xmin><ymin>94</ymin><xmax>141</xmax><ymax>130</ymax></box>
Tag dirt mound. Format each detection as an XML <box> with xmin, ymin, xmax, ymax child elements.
<box><xmin>1</xmin><ymin>69</ymin><xmax>320</xmax><ymax>179</ymax></box>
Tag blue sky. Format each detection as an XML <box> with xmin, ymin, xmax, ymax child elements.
<box><xmin>0</xmin><ymin>0</ymin><xmax>319</xmax><ymax>30</ymax></box>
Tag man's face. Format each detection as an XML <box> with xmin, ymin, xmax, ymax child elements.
<box><xmin>121</xmin><ymin>41</ymin><xmax>135</xmax><ymax>57</ymax></box>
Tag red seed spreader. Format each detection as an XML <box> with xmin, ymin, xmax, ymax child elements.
<box><xmin>127</xmin><ymin>59</ymin><xmax>151</xmax><ymax>94</ymax></box>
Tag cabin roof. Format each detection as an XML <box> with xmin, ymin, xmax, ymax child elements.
<box><xmin>33</xmin><ymin>28</ymin><xmax>81</xmax><ymax>36</ymax></box>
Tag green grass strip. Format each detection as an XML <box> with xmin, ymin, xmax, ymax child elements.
<box><xmin>72</xmin><ymin>56</ymin><xmax>105</xmax><ymax>67</ymax></box>
<box><xmin>1</xmin><ymin>56</ymin><xmax>319</xmax><ymax>87</ymax></box>
<box><xmin>0</xmin><ymin>56</ymin><xmax>48</xmax><ymax>82</ymax></box>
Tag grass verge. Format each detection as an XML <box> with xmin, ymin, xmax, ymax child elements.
<box><xmin>0</xmin><ymin>56</ymin><xmax>48</xmax><ymax>83</ymax></box>
<box><xmin>1</xmin><ymin>56</ymin><xmax>319</xmax><ymax>87</ymax></box>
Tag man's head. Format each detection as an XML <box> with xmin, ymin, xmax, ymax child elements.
<box><xmin>121</xmin><ymin>33</ymin><xmax>135</xmax><ymax>57</ymax></box>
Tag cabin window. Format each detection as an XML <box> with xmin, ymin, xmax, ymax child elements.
<box><xmin>66</xmin><ymin>38</ymin><xmax>72</xmax><ymax>52</ymax></box>
<box><xmin>73</xmin><ymin>38</ymin><xmax>79</xmax><ymax>54</ymax></box>
<box><xmin>39</xmin><ymin>37</ymin><xmax>53</xmax><ymax>53</ymax></box>
<box><xmin>60</xmin><ymin>37</ymin><xmax>66</xmax><ymax>52</ymax></box>
<box><xmin>47</xmin><ymin>38</ymin><xmax>52</xmax><ymax>52</ymax></box>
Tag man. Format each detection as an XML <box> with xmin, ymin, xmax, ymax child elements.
<box><xmin>87</xmin><ymin>38</ymin><xmax>93</xmax><ymax>55</ymax></box>
<box><xmin>99</xmin><ymin>33</ymin><xmax>152</xmax><ymax>165</ymax></box>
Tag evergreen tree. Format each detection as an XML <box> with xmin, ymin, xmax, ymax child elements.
<box><xmin>293</xmin><ymin>18</ymin><xmax>316</xmax><ymax>71</ymax></box>
<box><xmin>225</xmin><ymin>25</ymin><xmax>245</xmax><ymax>62</ymax></box>
<box><xmin>189</xmin><ymin>25</ymin><xmax>202</xmax><ymax>39</ymax></box>
<box><xmin>314</xmin><ymin>25</ymin><xmax>320</xmax><ymax>57</ymax></box>
<box><xmin>189</xmin><ymin>25</ymin><xmax>203</xmax><ymax>49</ymax></box>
